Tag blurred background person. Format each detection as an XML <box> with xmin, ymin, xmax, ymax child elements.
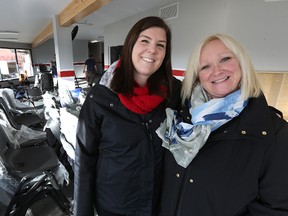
<box><xmin>83</xmin><ymin>54</ymin><xmax>97</xmax><ymax>87</ymax></box>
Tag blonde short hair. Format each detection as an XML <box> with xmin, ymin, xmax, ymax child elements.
<box><xmin>181</xmin><ymin>33</ymin><xmax>262</xmax><ymax>104</ymax></box>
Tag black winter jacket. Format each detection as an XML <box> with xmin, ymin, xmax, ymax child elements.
<box><xmin>74</xmin><ymin>77</ymin><xmax>181</xmax><ymax>216</ymax></box>
<box><xmin>158</xmin><ymin>95</ymin><xmax>288</xmax><ymax>216</ymax></box>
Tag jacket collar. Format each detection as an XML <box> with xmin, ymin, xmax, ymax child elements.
<box><xmin>219</xmin><ymin>94</ymin><xmax>275</xmax><ymax>144</ymax></box>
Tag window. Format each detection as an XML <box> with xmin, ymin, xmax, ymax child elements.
<box><xmin>0</xmin><ymin>48</ymin><xmax>33</xmax><ymax>81</ymax></box>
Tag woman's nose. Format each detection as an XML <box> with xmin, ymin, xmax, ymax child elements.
<box><xmin>212</xmin><ymin>64</ymin><xmax>222</xmax><ymax>75</ymax></box>
<box><xmin>147</xmin><ymin>44</ymin><xmax>157</xmax><ymax>53</ymax></box>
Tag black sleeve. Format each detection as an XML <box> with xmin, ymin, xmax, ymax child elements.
<box><xmin>74</xmin><ymin>94</ymin><xmax>100</xmax><ymax>216</ymax></box>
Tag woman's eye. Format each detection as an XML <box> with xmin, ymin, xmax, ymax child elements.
<box><xmin>220</xmin><ymin>56</ymin><xmax>232</xmax><ymax>63</ymax></box>
<box><xmin>200</xmin><ymin>65</ymin><xmax>210</xmax><ymax>70</ymax></box>
<box><xmin>141</xmin><ymin>39</ymin><xmax>149</xmax><ymax>44</ymax></box>
<box><xmin>157</xmin><ymin>43</ymin><xmax>165</xmax><ymax>48</ymax></box>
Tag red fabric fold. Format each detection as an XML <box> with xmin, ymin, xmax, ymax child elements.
<box><xmin>118</xmin><ymin>84</ymin><xmax>165</xmax><ymax>114</ymax></box>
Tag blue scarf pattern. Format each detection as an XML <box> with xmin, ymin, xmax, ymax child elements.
<box><xmin>156</xmin><ymin>85</ymin><xmax>248</xmax><ymax>168</ymax></box>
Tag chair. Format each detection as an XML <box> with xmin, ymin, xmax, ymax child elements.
<box><xmin>0</xmin><ymin>88</ymin><xmax>42</xmax><ymax>115</ymax></box>
<box><xmin>74</xmin><ymin>76</ymin><xmax>87</xmax><ymax>88</ymax></box>
<box><xmin>40</xmin><ymin>73</ymin><xmax>54</xmax><ymax>93</ymax></box>
<box><xmin>74</xmin><ymin>70</ymin><xmax>88</xmax><ymax>88</ymax></box>
<box><xmin>6</xmin><ymin>82</ymin><xmax>29</xmax><ymax>102</ymax></box>
<box><xmin>26</xmin><ymin>87</ymin><xmax>43</xmax><ymax>108</ymax></box>
<box><xmin>0</xmin><ymin>97</ymin><xmax>44</xmax><ymax>130</ymax></box>
<box><xmin>0</xmin><ymin>110</ymin><xmax>72</xmax><ymax>215</ymax></box>
<box><xmin>0</xmin><ymin>113</ymin><xmax>58</xmax><ymax>177</ymax></box>
<box><xmin>4</xmin><ymin>171</ymin><xmax>72</xmax><ymax>216</ymax></box>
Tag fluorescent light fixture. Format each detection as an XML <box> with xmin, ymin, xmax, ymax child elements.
<box><xmin>265</xmin><ymin>0</ymin><xmax>288</xmax><ymax>2</ymax></box>
<box><xmin>76</xmin><ymin>19</ymin><xmax>93</xmax><ymax>26</ymax></box>
<box><xmin>0</xmin><ymin>38</ymin><xmax>18</xmax><ymax>42</ymax></box>
<box><xmin>77</xmin><ymin>22</ymin><xmax>93</xmax><ymax>26</ymax></box>
<box><xmin>0</xmin><ymin>31</ymin><xmax>19</xmax><ymax>35</ymax></box>
<box><xmin>90</xmin><ymin>40</ymin><xmax>98</xmax><ymax>43</ymax></box>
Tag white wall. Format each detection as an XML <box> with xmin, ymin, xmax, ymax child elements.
<box><xmin>169</xmin><ymin>0</ymin><xmax>230</xmax><ymax>70</ymax></box>
<box><xmin>226</xmin><ymin>0</ymin><xmax>288</xmax><ymax>71</ymax></box>
<box><xmin>104</xmin><ymin>7</ymin><xmax>159</xmax><ymax>66</ymax></box>
<box><xmin>72</xmin><ymin>40</ymin><xmax>89</xmax><ymax>63</ymax></box>
<box><xmin>32</xmin><ymin>39</ymin><xmax>89</xmax><ymax>65</ymax></box>
<box><xmin>31</xmin><ymin>38</ymin><xmax>89</xmax><ymax>79</ymax></box>
<box><xmin>104</xmin><ymin>0</ymin><xmax>288</xmax><ymax>72</ymax></box>
<box><xmin>32</xmin><ymin>39</ymin><xmax>56</xmax><ymax>64</ymax></box>
<box><xmin>103</xmin><ymin>0</ymin><xmax>230</xmax><ymax>70</ymax></box>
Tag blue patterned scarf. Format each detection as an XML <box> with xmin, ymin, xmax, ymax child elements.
<box><xmin>156</xmin><ymin>84</ymin><xmax>248</xmax><ymax>168</ymax></box>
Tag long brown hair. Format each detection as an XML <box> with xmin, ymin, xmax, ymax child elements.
<box><xmin>110</xmin><ymin>16</ymin><xmax>173</xmax><ymax>99</ymax></box>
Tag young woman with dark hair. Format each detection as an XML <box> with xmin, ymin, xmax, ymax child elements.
<box><xmin>74</xmin><ymin>16</ymin><xmax>181</xmax><ymax>216</ymax></box>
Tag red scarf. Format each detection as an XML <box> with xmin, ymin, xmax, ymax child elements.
<box><xmin>118</xmin><ymin>84</ymin><xmax>166</xmax><ymax>114</ymax></box>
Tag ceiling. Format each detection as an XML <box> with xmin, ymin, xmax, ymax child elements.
<box><xmin>0</xmin><ymin>0</ymin><xmax>173</xmax><ymax>44</ymax></box>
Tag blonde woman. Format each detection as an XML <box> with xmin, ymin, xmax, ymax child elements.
<box><xmin>157</xmin><ymin>33</ymin><xmax>288</xmax><ymax>216</ymax></box>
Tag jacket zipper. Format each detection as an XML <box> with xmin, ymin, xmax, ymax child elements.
<box><xmin>143</xmin><ymin>122</ymin><xmax>153</xmax><ymax>141</ymax></box>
